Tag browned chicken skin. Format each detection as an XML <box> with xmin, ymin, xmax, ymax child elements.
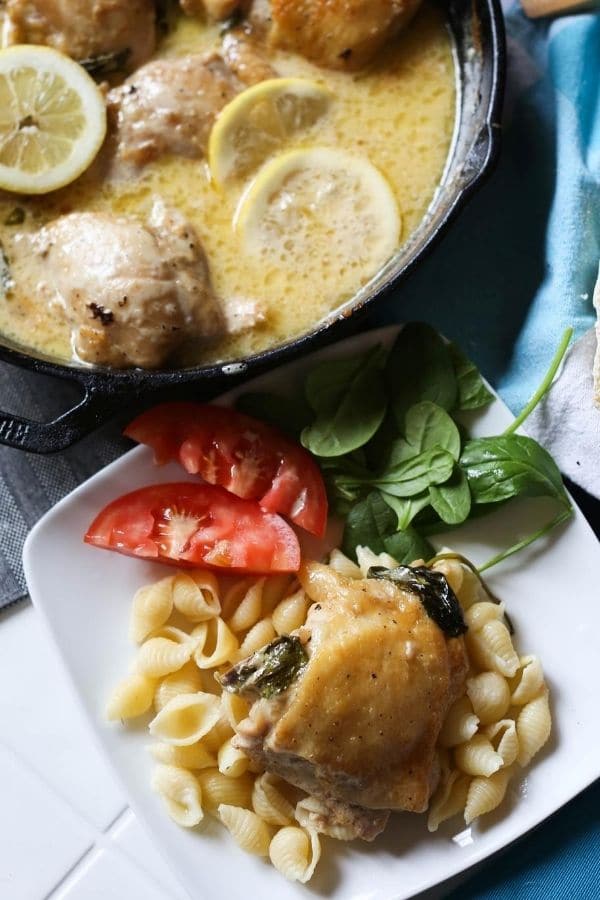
<box><xmin>233</xmin><ymin>563</ymin><xmax>468</xmax><ymax>834</ymax></box>
<box><xmin>32</xmin><ymin>201</ymin><xmax>224</xmax><ymax>368</ymax></box>
<box><xmin>250</xmin><ymin>0</ymin><xmax>423</xmax><ymax>70</ymax></box>
<box><xmin>4</xmin><ymin>0</ymin><xmax>156</xmax><ymax>70</ymax></box>
<box><xmin>180</xmin><ymin>0</ymin><xmax>242</xmax><ymax>18</ymax></box>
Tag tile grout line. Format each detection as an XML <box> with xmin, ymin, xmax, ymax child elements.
<box><xmin>0</xmin><ymin>733</ymin><xmax>128</xmax><ymax>836</ymax></box>
<box><xmin>43</xmin><ymin>846</ymin><xmax>101</xmax><ymax>900</ymax></box>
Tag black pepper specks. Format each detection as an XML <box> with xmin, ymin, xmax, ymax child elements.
<box><xmin>88</xmin><ymin>302</ymin><xmax>114</xmax><ymax>325</ymax></box>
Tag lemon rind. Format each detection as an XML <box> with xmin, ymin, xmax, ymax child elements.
<box><xmin>0</xmin><ymin>44</ymin><xmax>107</xmax><ymax>195</ymax></box>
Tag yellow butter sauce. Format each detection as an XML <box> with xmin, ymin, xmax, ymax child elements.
<box><xmin>0</xmin><ymin>2</ymin><xmax>456</xmax><ymax>366</ymax></box>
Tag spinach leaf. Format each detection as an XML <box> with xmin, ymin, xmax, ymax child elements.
<box><xmin>342</xmin><ymin>491</ymin><xmax>433</xmax><ymax>564</ymax></box>
<box><xmin>429</xmin><ymin>467</ymin><xmax>471</xmax><ymax>525</ymax></box>
<box><xmin>449</xmin><ymin>343</ymin><xmax>494</xmax><ymax>410</ymax></box>
<box><xmin>380</xmin><ymin>490</ymin><xmax>430</xmax><ymax>529</ymax></box>
<box><xmin>364</xmin><ymin>408</ymin><xmax>400</xmax><ymax>469</ymax></box>
<box><xmin>368</xmin><ymin>565</ymin><xmax>467</xmax><ymax>637</ymax></box>
<box><xmin>404</xmin><ymin>401</ymin><xmax>461</xmax><ymax>460</ymax></box>
<box><xmin>301</xmin><ymin>346</ymin><xmax>387</xmax><ymax>457</ymax></box>
<box><xmin>374</xmin><ymin>447</ymin><xmax>455</xmax><ymax>497</ymax></box>
<box><xmin>236</xmin><ymin>391</ymin><xmax>312</xmax><ymax>438</ymax></box>
<box><xmin>386</xmin><ymin>323</ymin><xmax>457</xmax><ymax>426</ymax></box>
<box><xmin>460</xmin><ymin>435</ymin><xmax>570</xmax><ymax>507</ymax></box>
<box><xmin>342</xmin><ymin>491</ymin><xmax>396</xmax><ymax>557</ymax></box>
<box><xmin>384</xmin><ymin>527</ymin><xmax>435</xmax><ymax>565</ymax></box>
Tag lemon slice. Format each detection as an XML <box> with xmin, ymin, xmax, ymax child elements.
<box><xmin>0</xmin><ymin>45</ymin><xmax>107</xmax><ymax>195</ymax></box>
<box><xmin>208</xmin><ymin>77</ymin><xmax>331</xmax><ymax>184</ymax></box>
<box><xmin>235</xmin><ymin>147</ymin><xmax>401</xmax><ymax>288</ymax></box>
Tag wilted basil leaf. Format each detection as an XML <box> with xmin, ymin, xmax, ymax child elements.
<box><xmin>367</xmin><ymin>564</ymin><xmax>467</xmax><ymax>637</ymax></box>
<box><xmin>219</xmin><ymin>636</ymin><xmax>307</xmax><ymax>699</ymax></box>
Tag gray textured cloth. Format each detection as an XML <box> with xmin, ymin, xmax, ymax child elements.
<box><xmin>0</xmin><ymin>362</ymin><xmax>129</xmax><ymax>610</ymax></box>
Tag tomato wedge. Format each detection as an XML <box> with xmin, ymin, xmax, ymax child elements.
<box><xmin>84</xmin><ymin>483</ymin><xmax>301</xmax><ymax>574</ymax></box>
<box><xmin>124</xmin><ymin>402</ymin><xmax>328</xmax><ymax>537</ymax></box>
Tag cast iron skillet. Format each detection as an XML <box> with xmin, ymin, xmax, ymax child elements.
<box><xmin>0</xmin><ymin>0</ymin><xmax>505</xmax><ymax>453</ymax></box>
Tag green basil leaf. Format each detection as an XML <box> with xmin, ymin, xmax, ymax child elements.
<box><xmin>429</xmin><ymin>467</ymin><xmax>471</xmax><ymax>525</ymax></box>
<box><xmin>386</xmin><ymin>323</ymin><xmax>457</xmax><ymax>426</ymax></box>
<box><xmin>404</xmin><ymin>401</ymin><xmax>461</xmax><ymax>460</ymax></box>
<box><xmin>460</xmin><ymin>435</ymin><xmax>569</xmax><ymax>506</ymax></box>
<box><xmin>341</xmin><ymin>491</ymin><xmax>433</xmax><ymax>564</ymax></box>
<box><xmin>301</xmin><ymin>346</ymin><xmax>387</xmax><ymax>457</ymax></box>
<box><xmin>367</xmin><ymin>565</ymin><xmax>466</xmax><ymax>636</ymax></box>
<box><xmin>449</xmin><ymin>343</ymin><xmax>494</xmax><ymax>410</ymax></box>
<box><xmin>236</xmin><ymin>391</ymin><xmax>313</xmax><ymax>438</ymax></box>
<box><xmin>380</xmin><ymin>490</ymin><xmax>430</xmax><ymax>529</ymax></box>
<box><xmin>375</xmin><ymin>448</ymin><xmax>455</xmax><ymax>497</ymax></box>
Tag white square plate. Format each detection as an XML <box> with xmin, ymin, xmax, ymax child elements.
<box><xmin>24</xmin><ymin>326</ymin><xmax>600</xmax><ymax>900</ymax></box>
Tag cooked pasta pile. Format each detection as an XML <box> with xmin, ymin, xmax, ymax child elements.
<box><xmin>106</xmin><ymin>550</ymin><xmax>551</xmax><ymax>882</ymax></box>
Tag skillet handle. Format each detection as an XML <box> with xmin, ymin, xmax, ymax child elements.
<box><xmin>0</xmin><ymin>385</ymin><xmax>121</xmax><ymax>453</ymax></box>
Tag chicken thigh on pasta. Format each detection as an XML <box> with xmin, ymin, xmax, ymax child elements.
<box><xmin>223</xmin><ymin>562</ymin><xmax>468</xmax><ymax>840</ymax></box>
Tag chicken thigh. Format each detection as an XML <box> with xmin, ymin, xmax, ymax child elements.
<box><xmin>4</xmin><ymin>0</ymin><xmax>156</xmax><ymax>70</ymax></box>
<box><xmin>226</xmin><ymin>562</ymin><xmax>468</xmax><ymax>837</ymax></box>
<box><xmin>33</xmin><ymin>201</ymin><xmax>224</xmax><ymax>368</ymax></box>
<box><xmin>107</xmin><ymin>43</ymin><xmax>273</xmax><ymax>173</ymax></box>
<box><xmin>250</xmin><ymin>0</ymin><xmax>422</xmax><ymax>70</ymax></box>
<box><xmin>180</xmin><ymin>0</ymin><xmax>242</xmax><ymax>19</ymax></box>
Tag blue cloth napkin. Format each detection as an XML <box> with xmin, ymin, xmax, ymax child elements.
<box><xmin>375</xmin><ymin>4</ymin><xmax>600</xmax><ymax>415</ymax></box>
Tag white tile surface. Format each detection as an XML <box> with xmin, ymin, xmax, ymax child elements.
<box><xmin>0</xmin><ymin>743</ymin><xmax>94</xmax><ymax>900</ymax></box>
<box><xmin>0</xmin><ymin>605</ymin><xmax>125</xmax><ymax>831</ymax></box>
<box><xmin>110</xmin><ymin>810</ymin><xmax>189</xmax><ymax>900</ymax></box>
<box><xmin>51</xmin><ymin>845</ymin><xmax>177</xmax><ymax>900</ymax></box>
<box><xmin>0</xmin><ymin>603</ymin><xmax>187</xmax><ymax>900</ymax></box>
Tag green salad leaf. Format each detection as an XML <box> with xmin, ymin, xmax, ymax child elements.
<box><xmin>373</xmin><ymin>447</ymin><xmax>455</xmax><ymax>498</ymax></box>
<box><xmin>386</xmin><ymin>323</ymin><xmax>457</xmax><ymax>425</ymax></box>
<box><xmin>449</xmin><ymin>343</ymin><xmax>494</xmax><ymax>410</ymax></box>
<box><xmin>233</xmin><ymin>323</ymin><xmax>574</xmax><ymax>574</ymax></box>
<box><xmin>380</xmin><ymin>491</ymin><xmax>430</xmax><ymax>530</ymax></box>
<box><xmin>460</xmin><ymin>434</ymin><xmax>570</xmax><ymax>508</ymax></box>
<box><xmin>342</xmin><ymin>491</ymin><xmax>434</xmax><ymax>564</ymax></box>
<box><xmin>429</xmin><ymin>467</ymin><xmax>472</xmax><ymax>525</ymax></box>
<box><xmin>404</xmin><ymin>401</ymin><xmax>461</xmax><ymax>460</ymax></box>
<box><xmin>301</xmin><ymin>345</ymin><xmax>387</xmax><ymax>457</ymax></box>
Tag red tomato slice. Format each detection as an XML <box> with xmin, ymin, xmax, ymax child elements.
<box><xmin>84</xmin><ymin>483</ymin><xmax>301</xmax><ymax>574</ymax></box>
<box><xmin>124</xmin><ymin>403</ymin><xmax>328</xmax><ymax>537</ymax></box>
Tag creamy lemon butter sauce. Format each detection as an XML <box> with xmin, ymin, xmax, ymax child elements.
<box><xmin>0</xmin><ymin>3</ymin><xmax>456</xmax><ymax>367</ymax></box>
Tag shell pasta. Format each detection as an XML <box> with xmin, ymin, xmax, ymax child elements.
<box><xmin>107</xmin><ymin>556</ymin><xmax>552</xmax><ymax>881</ymax></box>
